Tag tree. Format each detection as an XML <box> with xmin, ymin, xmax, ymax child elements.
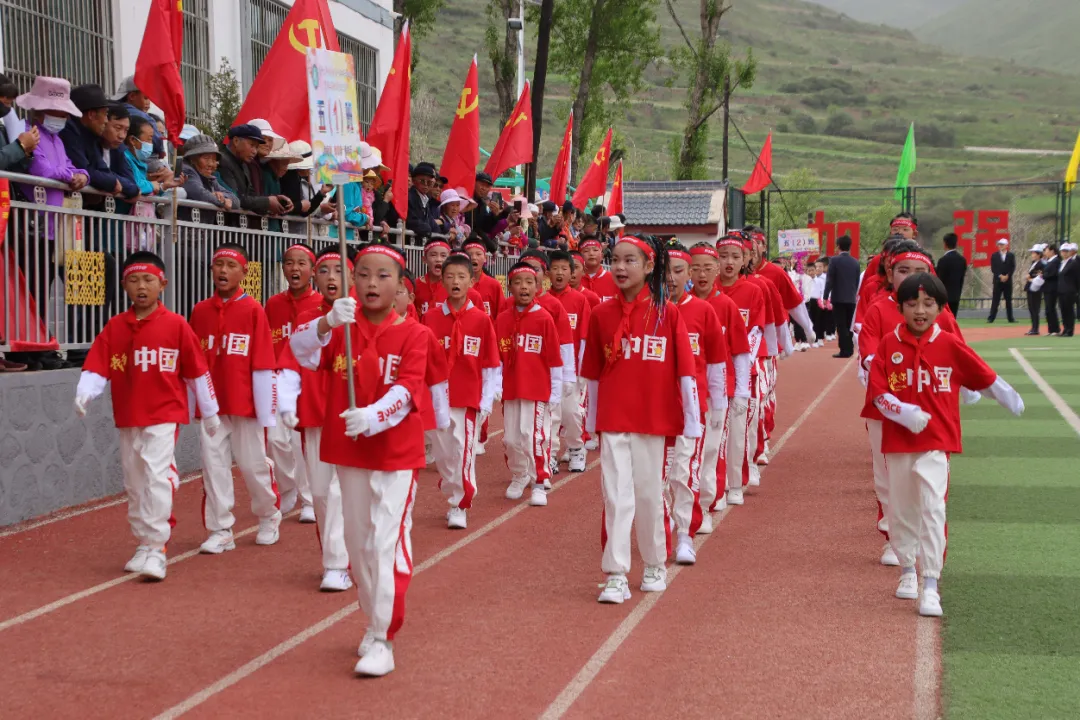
<box><xmin>665</xmin><ymin>0</ymin><xmax>755</xmax><ymax>180</ymax></box>
<box><xmin>199</xmin><ymin>58</ymin><xmax>241</xmax><ymax>141</ymax></box>
<box><xmin>394</xmin><ymin>0</ymin><xmax>446</xmax><ymax>44</ymax></box>
<box><xmin>484</xmin><ymin>0</ymin><xmax>521</xmax><ymax>128</ymax></box>
<box><xmin>541</xmin><ymin>0</ymin><xmax>662</xmax><ymax>183</ymax></box>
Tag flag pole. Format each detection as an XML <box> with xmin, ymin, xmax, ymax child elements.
<box><xmin>335</xmin><ymin>177</ymin><xmax>357</xmax><ymax>411</ymax></box>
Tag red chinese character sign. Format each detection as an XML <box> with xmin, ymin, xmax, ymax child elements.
<box><xmin>806</xmin><ymin>211</ymin><xmax>860</xmax><ymax>259</ymax></box>
<box><xmin>952</xmin><ymin>210</ymin><xmax>1009</xmax><ymax>268</ymax></box>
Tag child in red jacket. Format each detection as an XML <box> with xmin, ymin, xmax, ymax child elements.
<box><xmin>547</xmin><ymin>250</ymin><xmax>592</xmax><ymax>473</ymax></box>
<box><xmin>868</xmin><ymin>273</ymin><xmax>1022</xmax><ymax>617</ymax></box>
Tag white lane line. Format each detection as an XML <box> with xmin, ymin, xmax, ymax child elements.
<box><xmin>540</xmin><ymin>360</ymin><xmax>854</xmax><ymax>720</ymax></box>
<box><xmin>151</xmin><ymin>457</ymin><xmax>601</xmax><ymax>720</ymax></box>
<box><xmin>913</xmin><ymin>617</ymin><xmax>940</xmax><ymax>720</ymax></box>
<box><xmin>1010</xmin><ymin>348</ymin><xmax>1080</xmax><ymax>437</ymax></box>
<box><xmin>0</xmin><ymin>509</ymin><xmax>300</xmax><ymax>632</ymax></box>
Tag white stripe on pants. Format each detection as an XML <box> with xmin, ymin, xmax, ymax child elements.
<box><xmin>199</xmin><ymin>415</ymin><xmax>280</xmax><ymax>531</ymax></box>
<box><xmin>667</xmin><ymin>424</ymin><xmax>704</xmax><ymax>536</ymax></box>
<box><xmin>268</xmin><ymin>417</ymin><xmax>312</xmax><ymax>507</ymax></box>
<box><xmin>303</xmin><ymin>427</ymin><xmax>348</xmax><ymax>571</ymax></box>
<box><xmin>118</xmin><ymin>423</ymin><xmax>178</xmax><ymax>551</ymax></box>
<box><xmin>726</xmin><ymin>402</ymin><xmax>748</xmax><ymax>491</ymax></box>
<box><xmin>337</xmin><ymin>467</ymin><xmax>417</xmax><ymax>642</ymax></box>
<box><xmin>743</xmin><ymin>381</ymin><xmax>762</xmax><ymax>487</ymax></box>
<box><xmin>600</xmin><ymin>432</ymin><xmax>671</xmax><ymax>575</ymax></box>
<box><xmin>551</xmin><ymin>380</ymin><xmax>586</xmax><ymax>458</ymax></box>
<box><xmin>699</xmin><ymin>400</ymin><xmax>728</xmax><ymax>511</ymax></box>
<box><xmin>503</xmin><ymin>399</ymin><xmax>550</xmax><ymax>487</ymax></box>
<box><xmin>885</xmin><ymin>450</ymin><xmax>949</xmax><ymax>579</ymax></box>
<box><xmin>865</xmin><ymin>419</ymin><xmax>890</xmax><ymax>537</ymax></box>
<box><xmin>433</xmin><ymin>407</ymin><xmax>478</xmax><ymax>509</ymax></box>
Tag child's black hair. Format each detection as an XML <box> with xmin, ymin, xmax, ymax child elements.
<box><xmin>548</xmin><ymin>249</ymin><xmax>574</xmax><ymax>270</ymax></box>
<box><xmin>402</xmin><ymin>265</ymin><xmax>415</xmax><ymax>288</ymax></box>
<box><xmin>896</xmin><ymin>272</ymin><xmax>947</xmax><ymax>308</ymax></box>
<box><xmin>123</xmin><ymin>251</ymin><xmax>166</xmax><ymax>273</ymax></box>
<box><xmin>619</xmin><ymin>235</ymin><xmax>670</xmax><ymax>310</ymax></box>
<box><xmin>442</xmin><ymin>253</ymin><xmax>474</xmax><ymax>277</ymax></box>
<box><xmin>127</xmin><ymin>115</ymin><xmax>153</xmax><ymax>142</ymax></box>
<box><xmin>666</xmin><ymin>238</ymin><xmax>690</xmax><ymax>256</ymax></box>
<box><xmin>215</xmin><ymin>241</ymin><xmax>248</xmax><ymax>261</ymax></box>
<box><xmin>520</xmin><ymin>248</ymin><xmax>550</xmax><ymax>271</ymax></box>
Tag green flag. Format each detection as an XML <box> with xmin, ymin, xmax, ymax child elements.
<box><xmin>894</xmin><ymin>123</ymin><xmax>916</xmax><ymax>201</ymax></box>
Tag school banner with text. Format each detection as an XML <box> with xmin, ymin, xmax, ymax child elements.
<box><xmin>306</xmin><ymin>48</ymin><xmax>364</xmax><ymax>184</ymax></box>
<box><xmin>778</xmin><ymin>228</ymin><xmax>820</xmax><ymax>255</ymax></box>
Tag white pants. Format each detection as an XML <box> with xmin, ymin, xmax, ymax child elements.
<box><xmin>337</xmin><ymin>467</ymin><xmax>417</xmax><ymax>642</ymax></box>
<box><xmin>551</xmin><ymin>380</ymin><xmax>586</xmax><ymax>458</ymax></box>
<box><xmin>699</xmin><ymin>400</ymin><xmax>729</xmax><ymax>512</ymax></box>
<box><xmin>268</xmin><ymin>417</ymin><xmax>312</xmax><ymax>507</ymax></box>
<box><xmin>726</xmin><ymin>402</ymin><xmax>749</xmax><ymax>491</ymax></box>
<box><xmin>667</xmin><ymin>423</ymin><xmax>704</xmax><ymax>537</ymax></box>
<box><xmin>503</xmin><ymin>399</ymin><xmax>551</xmax><ymax>487</ymax></box>
<box><xmin>600</xmin><ymin>432</ymin><xmax>671</xmax><ymax>575</ymax></box>
<box><xmin>433</xmin><ymin>407</ymin><xmax>479</xmax><ymax>509</ymax></box>
<box><xmin>865</xmin><ymin>419</ymin><xmax>890</xmax><ymax>538</ymax></box>
<box><xmin>119</xmin><ymin>423</ymin><xmax>178</xmax><ymax>551</ymax></box>
<box><xmin>199</xmin><ymin>415</ymin><xmax>280</xmax><ymax>531</ymax></box>
<box><xmin>303</xmin><ymin>427</ymin><xmax>348</xmax><ymax>571</ymax></box>
<box><xmin>885</xmin><ymin>451</ymin><xmax>949</xmax><ymax>579</ymax></box>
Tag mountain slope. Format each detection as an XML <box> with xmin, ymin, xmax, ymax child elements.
<box><xmin>805</xmin><ymin>0</ymin><xmax>967</xmax><ymax>30</ymax></box>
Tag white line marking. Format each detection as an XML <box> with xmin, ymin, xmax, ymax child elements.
<box><xmin>0</xmin><ymin>509</ymin><xmax>300</xmax><ymax>632</ymax></box>
<box><xmin>913</xmin><ymin>617</ymin><xmax>940</xmax><ymax>720</ymax></box>
<box><xmin>151</xmin><ymin>457</ymin><xmax>602</xmax><ymax>720</ymax></box>
<box><xmin>540</xmin><ymin>360</ymin><xmax>854</xmax><ymax>720</ymax></box>
<box><xmin>1010</xmin><ymin>348</ymin><xmax>1080</xmax><ymax>438</ymax></box>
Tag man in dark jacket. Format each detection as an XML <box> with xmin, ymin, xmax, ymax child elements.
<box><xmin>216</xmin><ymin>124</ymin><xmax>291</xmax><ymax>215</ymax></box>
<box><xmin>935</xmin><ymin>232</ymin><xmax>968</xmax><ymax>317</ymax></box>
<box><xmin>1058</xmin><ymin>242</ymin><xmax>1079</xmax><ymax>337</ymax></box>
<box><xmin>406</xmin><ymin>162</ymin><xmax>440</xmax><ymax>237</ymax></box>
<box><xmin>1041</xmin><ymin>244</ymin><xmax>1061</xmax><ymax>335</ymax></box>
<box><xmin>0</xmin><ymin>73</ymin><xmax>36</xmax><ymax>173</ymax></box>
<box><xmin>988</xmin><ymin>237</ymin><xmax>1016</xmax><ymax>323</ymax></box>
<box><xmin>1023</xmin><ymin>244</ymin><xmax>1046</xmax><ymax>335</ymax></box>
<box><xmin>823</xmin><ymin>234</ymin><xmax>860</xmax><ymax>358</ymax></box>
<box><xmin>467</xmin><ymin>171</ymin><xmax>509</xmax><ymax>239</ymax></box>
<box><xmin>60</xmin><ymin>84</ymin><xmax>139</xmax><ymax>203</ymax></box>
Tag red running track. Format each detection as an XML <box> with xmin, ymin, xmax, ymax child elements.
<box><xmin>0</xmin><ymin>345</ymin><xmax>945</xmax><ymax>719</ymax></box>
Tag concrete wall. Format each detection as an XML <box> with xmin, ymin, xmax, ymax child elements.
<box><xmin>0</xmin><ymin>369</ymin><xmax>202</xmax><ymax>527</ymax></box>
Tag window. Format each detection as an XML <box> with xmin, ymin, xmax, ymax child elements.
<box><xmin>337</xmin><ymin>31</ymin><xmax>377</xmax><ymax>135</ymax></box>
<box><xmin>0</xmin><ymin>0</ymin><xmax>114</xmax><ymax>94</ymax></box>
<box><xmin>180</xmin><ymin>0</ymin><xmax>212</xmax><ymax>128</ymax></box>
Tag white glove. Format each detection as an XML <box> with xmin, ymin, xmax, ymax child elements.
<box><xmin>202</xmin><ymin>413</ymin><xmax>222</xmax><ymax>437</ymax></box>
<box><xmin>340</xmin><ymin>407</ymin><xmax>369</xmax><ymax>439</ymax></box>
<box><xmin>478</xmin><ymin>410</ymin><xmax>490</xmax><ymax>428</ymax></box>
<box><xmin>280</xmin><ymin>411</ymin><xmax>299</xmax><ymax>430</ymax></box>
<box><xmin>709</xmin><ymin>409</ymin><xmax>725</xmax><ymax>430</ymax></box>
<box><xmin>807</xmin><ymin>330</ymin><xmax>817</xmax><ymax>345</ymax></box>
<box><xmin>960</xmin><ymin>387</ymin><xmax>982</xmax><ymax>405</ymax></box>
<box><xmin>73</xmin><ymin>394</ymin><xmax>91</xmax><ymax>417</ymax></box>
<box><xmin>327</xmin><ymin>297</ymin><xmax>357</xmax><ymax>328</ymax></box>
<box><xmin>897</xmin><ymin>405</ymin><xmax>932</xmax><ymax>435</ymax></box>
<box><xmin>731</xmin><ymin>396</ymin><xmax>749</xmax><ymax>415</ymax></box>
<box><xmin>683</xmin><ymin>418</ymin><xmax>703</xmax><ymax>439</ymax></box>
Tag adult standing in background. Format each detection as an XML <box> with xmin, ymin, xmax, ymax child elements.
<box><xmin>824</xmin><ymin>234</ymin><xmax>860</xmax><ymax>358</ymax></box>
<box><xmin>988</xmin><ymin>237</ymin><xmax>1016</xmax><ymax>323</ymax></box>
<box><xmin>935</xmin><ymin>232</ymin><xmax>967</xmax><ymax>317</ymax></box>
<box><xmin>1024</xmin><ymin>244</ymin><xmax>1046</xmax><ymax>336</ymax></box>
<box><xmin>1040</xmin><ymin>244</ymin><xmax>1061</xmax><ymax>336</ymax></box>
<box><xmin>1058</xmin><ymin>243</ymin><xmax>1078</xmax><ymax>338</ymax></box>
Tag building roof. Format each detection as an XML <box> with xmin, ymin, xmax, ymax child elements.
<box><xmin>621</xmin><ymin>180</ymin><xmax>728</xmax><ymax>227</ymax></box>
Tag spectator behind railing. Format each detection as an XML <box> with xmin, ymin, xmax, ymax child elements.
<box><xmin>178</xmin><ymin>133</ymin><xmax>238</xmax><ymax>216</ymax></box>
<box><xmin>60</xmin><ymin>84</ymin><xmax>139</xmax><ymax>207</ymax></box>
<box><xmin>406</xmin><ymin>162</ymin><xmax>440</xmax><ymax>237</ymax></box>
<box><xmin>260</xmin><ymin>139</ymin><xmax>302</xmax><ymax>231</ymax></box>
<box><xmin>111</xmin><ymin>75</ymin><xmax>164</xmax><ymax>158</ymax></box>
<box><xmin>15</xmin><ymin>77</ymin><xmax>89</xmax><ymax>222</ymax></box>
<box><xmin>0</xmin><ymin>73</ymin><xmax>36</xmax><ymax>174</ymax></box>
<box><xmin>433</xmin><ymin>188</ymin><xmax>472</xmax><ymax>247</ymax></box>
<box><xmin>280</xmin><ymin>140</ymin><xmax>332</xmax><ymax>218</ymax></box>
<box><xmin>216</xmin><ymin>123</ymin><xmax>292</xmax><ymax>216</ymax></box>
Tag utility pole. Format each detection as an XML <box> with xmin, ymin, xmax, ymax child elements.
<box><xmin>721</xmin><ymin>73</ymin><xmax>731</xmax><ymax>182</ymax></box>
<box><xmin>527</xmin><ymin>0</ymin><xmax>554</xmax><ymax>200</ymax></box>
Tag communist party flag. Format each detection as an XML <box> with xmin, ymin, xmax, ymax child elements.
<box><xmin>440</xmin><ymin>56</ymin><xmax>480</xmax><ymax>197</ymax></box>
<box><xmin>571</xmin><ymin>127</ymin><xmax>612</xmax><ymax>210</ymax></box>
<box><xmin>742</xmin><ymin>132</ymin><xmax>773</xmax><ymax>195</ymax></box>
<box><xmin>134</xmin><ymin>0</ymin><xmax>185</xmax><ymax>141</ymax></box>
<box><xmin>548</xmin><ymin>113</ymin><xmax>573</xmax><ymax>206</ymax></box>
<box><xmin>367</xmin><ymin>23</ymin><xmax>412</xmax><ymax>219</ymax></box>
<box><xmin>607</xmin><ymin>161</ymin><xmax>624</xmax><ymax>215</ymax></box>
<box><xmin>484</xmin><ymin>82</ymin><xmax>532</xmax><ymax>179</ymax></box>
<box><xmin>234</xmin><ymin>0</ymin><xmax>338</xmax><ymax>142</ymax></box>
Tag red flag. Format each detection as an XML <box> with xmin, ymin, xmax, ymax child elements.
<box><xmin>234</xmin><ymin>0</ymin><xmax>338</xmax><ymax>142</ymax></box>
<box><xmin>571</xmin><ymin>128</ymin><xmax>612</xmax><ymax>210</ymax></box>
<box><xmin>169</xmin><ymin>0</ymin><xmax>184</xmax><ymax>64</ymax></box>
<box><xmin>483</xmin><ymin>82</ymin><xmax>533</xmax><ymax>179</ymax></box>
<box><xmin>367</xmin><ymin>24</ymin><xmax>411</xmax><ymax>220</ymax></box>
<box><xmin>440</xmin><ymin>56</ymin><xmax>480</xmax><ymax>197</ymax></box>
<box><xmin>548</xmin><ymin>113</ymin><xmax>573</xmax><ymax>206</ymax></box>
<box><xmin>134</xmin><ymin>0</ymin><xmax>185</xmax><ymax>141</ymax></box>
<box><xmin>608</xmin><ymin>161</ymin><xmax>624</xmax><ymax>216</ymax></box>
<box><xmin>742</xmin><ymin>132</ymin><xmax>773</xmax><ymax>195</ymax></box>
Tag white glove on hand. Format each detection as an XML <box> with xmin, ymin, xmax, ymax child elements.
<box><xmin>731</xmin><ymin>396</ymin><xmax>749</xmax><ymax>415</ymax></box>
<box><xmin>340</xmin><ymin>407</ymin><xmax>369</xmax><ymax>439</ymax></box>
<box><xmin>897</xmin><ymin>405</ymin><xmax>932</xmax><ymax>434</ymax></box>
<box><xmin>683</xmin><ymin>419</ymin><xmax>703</xmax><ymax>439</ymax></box>
<box><xmin>478</xmin><ymin>410</ymin><xmax>490</xmax><ymax>428</ymax></box>
<box><xmin>280</xmin><ymin>411</ymin><xmax>299</xmax><ymax>430</ymax></box>
<box><xmin>960</xmin><ymin>387</ymin><xmax>982</xmax><ymax>405</ymax></box>
<box><xmin>327</xmin><ymin>297</ymin><xmax>357</xmax><ymax>328</ymax></box>
<box><xmin>709</xmin><ymin>408</ymin><xmax>726</xmax><ymax>429</ymax></box>
<box><xmin>73</xmin><ymin>394</ymin><xmax>91</xmax><ymax>417</ymax></box>
<box><xmin>807</xmin><ymin>330</ymin><xmax>817</xmax><ymax>345</ymax></box>
<box><xmin>202</xmin><ymin>414</ymin><xmax>222</xmax><ymax>437</ymax></box>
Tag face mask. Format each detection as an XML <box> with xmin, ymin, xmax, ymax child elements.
<box><xmin>136</xmin><ymin>141</ymin><xmax>153</xmax><ymax>161</ymax></box>
<box><xmin>42</xmin><ymin>115</ymin><xmax>67</xmax><ymax>134</ymax></box>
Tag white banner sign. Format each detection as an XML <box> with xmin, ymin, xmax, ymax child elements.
<box><xmin>777</xmin><ymin>228</ymin><xmax>820</xmax><ymax>254</ymax></box>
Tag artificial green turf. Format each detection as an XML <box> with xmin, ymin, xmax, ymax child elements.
<box><xmin>941</xmin><ymin>338</ymin><xmax>1080</xmax><ymax>719</ymax></box>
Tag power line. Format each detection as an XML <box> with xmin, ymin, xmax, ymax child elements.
<box><xmin>729</xmin><ymin>116</ymin><xmax>800</xmax><ymax>230</ymax></box>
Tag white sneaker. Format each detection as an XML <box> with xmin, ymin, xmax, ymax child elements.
<box><xmin>675</xmin><ymin>535</ymin><xmax>696</xmax><ymax>565</ymax></box>
<box><xmin>299</xmin><ymin>504</ymin><xmax>316</xmax><ymax>523</ymax></box>
<box><xmin>447</xmin><ymin>507</ymin><xmax>467</xmax><ymax>529</ymax></box>
<box><xmin>880</xmin><ymin>543</ymin><xmax>900</xmax><ymax>567</ymax></box>
<box><xmin>529</xmin><ymin>486</ymin><xmax>548</xmax><ymax>507</ymax></box>
<box><xmin>354</xmin><ymin>639</ymin><xmax>395</xmax><ymax>676</ymax></box>
<box><xmin>919</xmin><ymin>588</ymin><xmax>943</xmax><ymax>617</ymax></box>
<box><xmin>597</xmin><ymin>574</ymin><xmax>631</xmax><ymax>604</ymax></box>
<box><xmin>714</xmin><ymin>496</ymin><xmax>728</xmax><ymax>512</ymax></box>
<box><xmin>560</xmin><ymin>450</ymin><xmax>571</xmax><ymax>463</ymax></box>
<box><xmin>279</xmin><ymin>489</ymin><xmax>298</xmax><ymax>514</ymax></box>
<box><xmin>543</xmin><ymin>477</ymin><xmax>553</xmax><ymax>490</ymax></box>
<box><xmin>505</xmin><ymin>477</ymin><xmax>529</xmax><ymax>500</ymax></box>
<box><xmin>255</xmin><ymin>512</ymin><xmax>282</xmax><ymax>546</ymax></box>
<box><xmin>697</xmin><ymin>513</ymin><xmax>714</xmax><ymax>535</ymax></box>
<box><xmin>140</xmin><ymin>550</ymin><xmax>167</xmax><ymax>581</ymax></box>
<box><xmin>585</xmin><ymin>438</ymin><xmax>599</xmax><ymax>451</ymax></box>
<box><xmin>320</xmin><ymin>568</ymin><xmax>353</xmax><ymax>592</ymax></box>
<box><xmin>124</xmin><ymin>546</ymin><xmax>150</xmax><ymax>573</ymax></box>
<box><xmin>641</xmin><ymin>565</ymin><xmax>667</xmax><ymax>592</ymax></box>
<box><xmin>549</xmin><ymin>458</ymin><xmax>560</xmax><ymax>477</ymax></box>
<box><xmin>357</xmin><ymin>629</ymin><xmax>376</xmax><ymax>657</ymax></box>
<box><xmin>748</xmin><ymin>466</ymin><xmax>761</xmax><ymax>487</ymax></box>
<box><xmin>727</xmin><ymin>488</ymin><xmax>744</xmax><ymax>505</ymax></box>
<box><xmin>200</xmin><ymin>529</ymin><xmax>236</xmax><ymax>554</ymax></box>
<box><xmin>895</xmin><ymin>573</ymin><xmax>919</xmax><ymax>600</ymax></box>
<box><xmin>475</xmin><ymin>441</ymin><xmax>486</xmax><ymax>456</ymax></box>
<box><xmin>568</xmin><ymin>447</ymin><xmax>587</xmax><ymax>472</ymax></box>
<box><xmin>756</xmin><ymin>451</ymin><xmax>769</xmax><ymax>466</ymax></box>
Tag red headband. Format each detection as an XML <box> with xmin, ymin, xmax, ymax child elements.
<box><xmin>579</xmin><ymin>239</ymin><xmax>603</xmax><ymax>251</ymax></box>
<box><xmin>403</xmin><ymin>275</ymin><xmax>415</xmax><ymax>293</ymax></box>
<box><xmin>359</xmin><ymin>244</ymin><xmax>406</xmax><ymax>267</ymax></box>
<box><xmin>617</xmin><ymin>236</ymin><xmax>655</xmax><ymax>260</ymax></box>
<box><xmin>213</xmin><ymin>248</ymin><xmax>248</xmax><ymax>269</ymax></box>
<box><xmin>285</xmin><ymin>244</ymin><xmax>316</xmax><ymax>264</ymax></box>
<box><xmin>668</xmin><ymin>249</ymin><xmax>692</xmax><ymax>263</ymax></box>
<box><xmin>462</xmin><ymin>241</ymin><xmax>487</xmax><ymax>253</ymax></box>
<box><xmin>714</xmin><ymin>237</ymin><xmax>745</xmax><ymax>251</ymax></box>
<box><xmin>508</xmin><ymin>266</ymin><xmax>538</xmax><ymax>281</ymax></box>
<box><xmin>890</xmin><ymin>218</ymin><xmax>917</xmax><ymax>230</ymax></box>
<box><xmin>890</xmin><ymin>251</ymin><xmax>931</xmax><ymax>269</ymax></box>
<box><xmin>690</xmin><ymin>245</ymin><xmax>720</xmax><ymax>259</ymax></box>
<box><xmin>424</xmin><ymin>241</ymin><xmax>452</xmax><ymax>254</ymax></box>
<box><xmin>749</xmin><ymin>231</ymin><xmax>767</xmax><ymax>244</ymax></box>
<box><xmin>123</xmin><ymin>263</ymin><xmax>166</xmax><ymax>281</ymax></box>
<box><xmin>316</xmin><ymin>252</ymin><xmax>354</xmax><ymax>272</ymax></box>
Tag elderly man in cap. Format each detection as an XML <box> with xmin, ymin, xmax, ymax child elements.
<box><xmin>217</xmin><ymin>123</ymin><xmax>292</xmax><ymax>215</ymax></box>
<box><xmin>988</xmin><ymin>237</ymin><xmax>1017</xmax><ymax>323</ymax></box>
<box><xmin>406</xmin><ymin>161</ymin><xmax>441</xmax><ymax>236</ymax></box>
<box><xmin>467</xmin><ymin>171</ymin><xmax>510</xmax><ymax>239</ymax></box>
<box><xmin>112</xmin><ymin>75</ymin><xmax>164</xmax><ymax>157</ymax></box>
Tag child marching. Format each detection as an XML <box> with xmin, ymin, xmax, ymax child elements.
<box><xmin>546</xmin><ymin>249</ymin><xmax>592</xmax><ymax>473</ymax></box>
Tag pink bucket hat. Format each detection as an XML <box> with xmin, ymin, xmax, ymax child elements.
<box><xmin>16</xmin><ymin>76</ymin><xmax>82</xmax><ymax>117</ymax></box>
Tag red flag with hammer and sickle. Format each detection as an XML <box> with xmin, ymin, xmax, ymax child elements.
<box><xmin>234</xmin><ymin>0</ymin><xmax>339</xmax><ymax>142</ymax></box>
<box><xmin>571</xmin><ymin>127</ymin><xmax>612</xmax><ymax>210</ymax></box>
<box><xmin>440</xmin><ymin>55</ymin><xmax>481</xmax><ymax>197</ymax></box>
<box><xmin>548</xmin><ymin>112</ymin><xmax>573</xmax><ymax>206</ymax></box>
<box><xmin>483</xmin><ymin>82</ymin><xmax>532</xmax><ymax>180</ymax></box>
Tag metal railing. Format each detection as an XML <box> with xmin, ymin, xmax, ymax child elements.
<box><xmin>0</xmin><ymin>171</ymin><xmax>521</xmax><ymax>353</ymax></box>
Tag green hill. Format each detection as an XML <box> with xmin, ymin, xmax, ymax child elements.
<box><xmin>802</xmin><ymin>0</ymin><xmax>967</xmax><ymax>30</ymax></box>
